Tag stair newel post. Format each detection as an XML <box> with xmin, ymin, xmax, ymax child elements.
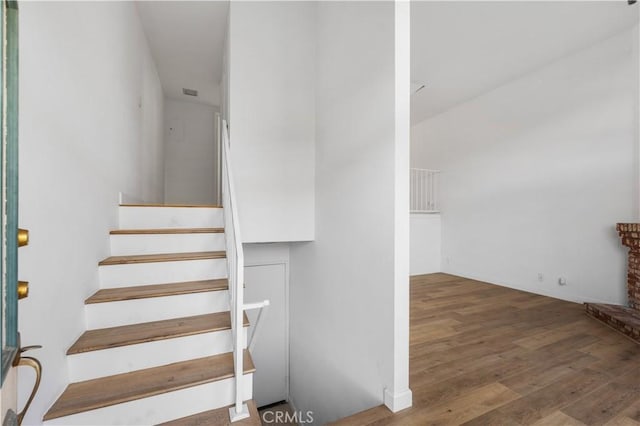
<box><xmin>234</xmin><ymin>250</ymin><xmax>245</xmax><ymax>417</ymax></box>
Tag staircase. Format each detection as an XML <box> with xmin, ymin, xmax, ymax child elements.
<box><xmin>43</xmin><ymin>204</ymin><xmax>261</xmax><ymax>425</ymax></box>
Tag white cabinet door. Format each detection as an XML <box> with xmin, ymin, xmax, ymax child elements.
<box><xmin>245</xmin><ymin>264</ymin><xmax>288</xmax><ymax>407</ymax></box>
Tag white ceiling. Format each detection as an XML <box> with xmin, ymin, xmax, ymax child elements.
<box><xmin>411</xmin><ymin>1</ymin><xmax>639</xmax><ymax>125</ymax></box>
<box><xmin>137</xmin><ymin>1</ymin><xmax>229</xmax><ymax>106</ymax></box>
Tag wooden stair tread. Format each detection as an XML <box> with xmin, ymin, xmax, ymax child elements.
<box><xmin>158</xmin><ymin>400</ymin><xmax>261</xmax><ymax>426</ymax></box>
<box><xmin>43</xmin><ymin>351</ymin><xmax>255</xmax><ymax>421</ymax></box>
<box><xmin>86</xmin><ymin>279</ymin><xmax>228</xmax><ymax>304</ymax></box>
<box><xmin>99</xmin><ymin>251</ymin><xmax>225</xmax><ymax>266</ymax></box>
<box><xmin>120</xmin><ymin>203</ymin><xmax>222</xmax><ymax>208</ymax></box>
<box><xmin>110</xmin><ymin>228</ymin><xmax>224</xmax><ymax>235</ymax></box>
<box><xmin>67</xmin><ymin>312</ymin><xmax>250</xmax><ymax>354</ymax></box>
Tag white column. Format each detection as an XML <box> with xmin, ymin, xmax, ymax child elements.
<box><xmin>386</xmin><ymin>0</ymin><xmax>413</xmax><ymax>413</ymax></box>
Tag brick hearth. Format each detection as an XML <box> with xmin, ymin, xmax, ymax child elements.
<box><xmin>617</xmin><ymin>223</ymin><xmax>640</xmax><ymax>309</ymax></box>
<box><xmin>585</xmin><ymin>223</ymin><xmax>640</xmax><ymax>344</ymax></box>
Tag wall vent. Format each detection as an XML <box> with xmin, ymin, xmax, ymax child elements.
<box><xmin>182</xmin><ymin>88</ymin><xmax>198</xmax><ymax>97</ymax></box>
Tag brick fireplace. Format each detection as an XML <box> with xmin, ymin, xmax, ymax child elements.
<box><xmin>585</xmin><ymin>223</ymin><xmax>640</xmax><ymax>344</ymax></box>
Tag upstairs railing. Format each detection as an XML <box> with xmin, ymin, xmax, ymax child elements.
<box><xmin>410</xmin><ymin>168</ymin><xmax>441</xmax><ymax>213</ymax></box>
<box><xmin>220</xmin><ymin>118</ymin><xmax>270</xmax><ymax>422</ymax></box>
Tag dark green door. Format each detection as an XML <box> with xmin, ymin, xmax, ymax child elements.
<box><xmin>1</xmin><ymin>0</ymin><xmax>20</xmax><ymax>380</ymax></box>
<box><xmin>1</xmin><ymin>1</ymin><xmax>19</xmax><ymax>424</ymax></box>
<box><xmin>1</xmin><ymin>3</ymin><xmax>42</xmax><ymax>424</ymax></box>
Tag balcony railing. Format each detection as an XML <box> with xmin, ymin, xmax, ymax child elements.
<box><xmin>410</xmin><ymin>168</ymin><xmax>440</xmax><ymax>213</ymax></box>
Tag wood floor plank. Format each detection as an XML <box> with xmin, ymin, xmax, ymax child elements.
<box><xmin>331</xmin><ymin>383</ymin><xmax>519</xmax><ymax>426</ymax></box>
<box><xmin>158</xmin><ymin>400</ymin><xmax>261</xmax><ymax>426</ymax></box>
<box><xmin>461</xmin><ymin>368</ymin><xmax>610</xmax><ymax>425</ymax></box>
<box><xmin>411</xmin><ymin>348</ymin><xmax>534</xmax><ymax>407</ymax></box>
<box><xmin>531</xmin><ymin>411</ymin><xmax>586</xmax><ymax>426</ymax></box>
<box><xmin>588</xmin><ymin>345</ymin><xmax>640</xmax><ymax>379</ymax></box>
<box><xmin>85</xmin><ymin>279</ymin><xmax>228</xmax><ymax>304</ymax></box>
<box><xmin>604</xmin><ymin>416</ymin><xmax>640</xmax><ymax>426</ymax></box>
<box><xmin>621</xmin><ymin>399</ymin><xmax>640</xmax><ymax>422</ymax></box>
<box><xmin>395</xmin><ymin>383</ymin><xmax>520</xmax><ymax>426</ymax></box>
<box><xmin>43</xmin><ymin>351</ymin><xmax>255</xmax><ymax>421</ymax></box>
<box><xmin>606</xmin><ymin>399</ymin><xmax>640</xmax><ymax>425</ymax></box>
<box><xmin>332</xmin><ymin>273</ymin><xmax>640</xmax><ymax>426</ymax></box>
<box><xmin>327</xmin><ymin>405</ymin><xmax>394</xmax><ymax>426</ymax></box>
<box><xmin>99</xmin><ymin>251</ymin><xmax>225</xmax><ymax>266</ymax></box>
<box><xmin>562</xmin><ymin>374</ymin><xmax>640</xmax><ymax>425</ymax></box>
<box><xmin>110</xmin><ymin>228</ymin><xmax>224</xmax><ymax>235</ymax></box>
<box><xmin>513</xmin><ymin>321</ymin><xmax>584</xmax><ymax>350</ymax></box>
<box><xmin>67</xmin><ymin>312</ymin><xmax>250</xmax><ymax>354</ymax></box>
<box><xmin>499</xmin><ymin>352</ymin><xmax>598</xmax><ymax>395</ymax></box>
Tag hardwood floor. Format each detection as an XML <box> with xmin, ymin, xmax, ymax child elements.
<box><xmin>258</xmin><ymin>402</ymin><xmax>298</xmax><ymax>426</ymax></box>
<box><xmin>332</xmin><ymin>273</ymin><xmax>640</xmax><ymax>426</ymax></box>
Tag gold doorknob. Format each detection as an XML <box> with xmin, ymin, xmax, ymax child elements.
<box><xmin>17</xmin><ymin>281</ymin><xmax>28</xmax><ymax>299</ymax></box>
<box><xmin>18</xmin><ymin>228</ymin><xmax>29</xmax><ymax>247</ymax></box>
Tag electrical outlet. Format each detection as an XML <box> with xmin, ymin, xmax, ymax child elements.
<box><xmin>558</xmin><ymin>277</ymin><xmax>567</xmax><ymax>286</ymax></box>
<box><xmin>537</xmin><ymin>273</ymin><xmax>544</xmax><ymax>282</ymax></box>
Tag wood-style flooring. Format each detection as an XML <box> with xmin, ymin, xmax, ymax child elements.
<box><xmin>258</xmin><ymin>402</ymin><xmax>298</xmax><ymax>426</ymax></box>
<box><xmin>159</xmin><ymin>401</ymin><xmax>261</xmax><ymax>426</ymax></box>
<box><xmin>333</xmin><ymin>273</ymin><xmax>640</xmax><ymax>426</ymax></box>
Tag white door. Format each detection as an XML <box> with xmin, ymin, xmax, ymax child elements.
<box><xmin>244</xmin><ymin>264</ymin><xmax>288</xmax><ymax>407</ymax></box>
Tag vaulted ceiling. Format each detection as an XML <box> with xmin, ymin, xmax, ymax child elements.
<box><xmin>411</xmin><ymin>1</ymin><xmax>639</xmax><ymax>124</ymax></box>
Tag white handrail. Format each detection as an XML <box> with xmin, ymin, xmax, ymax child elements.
<box><xmin>221</xmin><ymin>120</ymin><xmax>250</xmax><ymax>422</ymax></box>
<box><xmin>245</xmin><ymin>300</ymin><xmax>270</xmax><ymax>352</ymax></box>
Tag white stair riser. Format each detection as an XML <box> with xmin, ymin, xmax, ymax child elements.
<box><xmin>110</xmin><ymin>233</ymin><xmax>226</xmax><ymax>256</ymax></box>
<box><xmin>68</xmin><ymin>329</ymin><xmax>248</xmax><ymax>382</ymax></box>
<box><xmin>43</xmin><ymin>374</ymin><xmax>253</xmax><ymax>426</ymax></box>
<box><xmin>119</xmin><ymin>207</ymin><xmax>223</xmax><ymax>229</ymax></box>
<box><xmin>99</xmin><ymin>258</ymin><xmax>227</xmax><ymax>288</ymax></box>
<box><xmin>85</xmin><ymin>291</ymin><xmax>230</xmax><ymax>329</ymax></box>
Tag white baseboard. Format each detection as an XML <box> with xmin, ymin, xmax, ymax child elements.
<box><xmin>383</xmin><ymin>388</ymin><xmax>412</xmax><ymax>412</ymax></box>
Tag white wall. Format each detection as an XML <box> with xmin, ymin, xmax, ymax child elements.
<box><xmin>410</xmin><ymin>214</ymin><xmax>441</xmax><ymax>276</ymax></box>
<box><xmin>289</xmin><ymin>2</ymin><xmax>408</xmax><ymax>423</ymax></box>
<box><xmin>140</xmin><ymin>54</ymin><xmax>165</xmax><ymax>203</ymax></box>
<box><xmin>17</xmin><ymin>3</ymin><xmax>164</xmax><ymax>424</ymax></box>
<box><xmin>411</xmin><ymin>27</ymin><xmax>638</xmax><ymax>305</ymax></box>
<box><xmin>228</xmin><ymin>1</ymin><xmax>315</xmax><ymax>243</ymax></box>
<box><xmin>164</xmin><ymin>99</ymin><xmax>218</xmax><ymax>205</ymax></box>
<box><xmin>243</xmin><ymin>243</ymin><xmax>290</xmax><ymax>407</ymax></box>
<box><xmin>220</xmin><ymin>13</ymin><xmax>230</xmax><ymax>124</ymax></box>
